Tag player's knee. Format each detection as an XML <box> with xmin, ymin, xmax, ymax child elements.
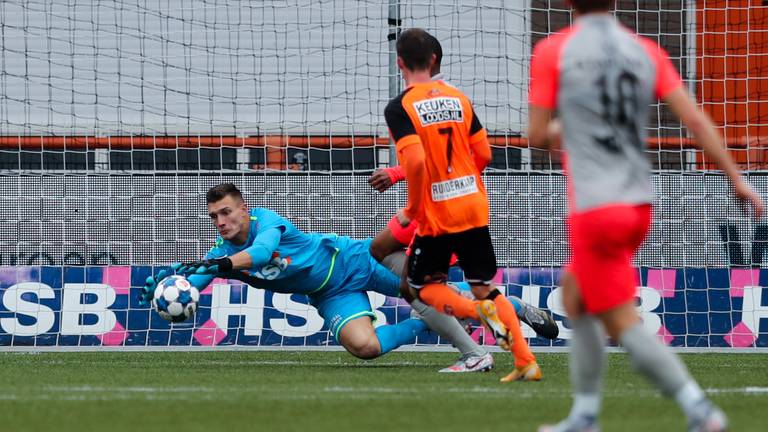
<box><xmin>345</xmin><ymin>338</ymin><xmax>381</xmax><ymax>360</ymax></box>
<box><xmin>339</xmin><ymin>321</ymin><xmax>382</xmax><ymax>360</ymax></box>
<box><xmin>369</xmin><ymin>240</ymin><xmax>388</xmax><ymax>262</ymax></box>
<box><xmin>561</xmin><ymin>272</ymin><xmax>584</xmax><ymax>319</ymax></box>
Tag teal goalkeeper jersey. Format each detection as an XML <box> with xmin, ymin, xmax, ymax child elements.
<box><xmin>189</xmin><ymin>207</ymin><xmax>342</xmax><ymax>295</ymax></box>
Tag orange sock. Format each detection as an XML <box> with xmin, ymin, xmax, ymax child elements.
<box><xmin>493</xmin><ymin>295</ymin><xmax>537</xmax><ymax>367</ymax></box>
<box><xmin>420</xmin><ymin>283</ymin><xmax>478</xmax><ymax>319</ymax></box>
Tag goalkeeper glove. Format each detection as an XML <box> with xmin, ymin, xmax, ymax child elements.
<box><xmin>177</xmin><ymin>257</ymin><xmax>233</xmax><ymax>276</ymax></box>
<box><xmin>138</xmin><ymin>263</ymin><xmax>184</xmax><ymax>306</ymax></box>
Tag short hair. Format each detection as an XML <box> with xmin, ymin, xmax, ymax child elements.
<box><xmin>569</xmin><ymin>0</ymin><xmax>613</xmax><ymax>13</ymax></box>
<box><xmin>426</xmin><ymin>33</ymin><xmax>442</xmax><ymax>69</ymax></box>
<box><xmin>206</xmin><ymin>183</ymin><xmax>243</xmax><ymax>204</ymax></box>
<box><xmin>396</xmin><ymin>28</ymin><xmax>434</xmax><ymax>71</ymax></box>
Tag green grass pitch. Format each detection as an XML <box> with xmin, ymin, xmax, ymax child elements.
<box><xmin>0</xmin><ymin>351</ymin><xmax>765</xmax><ymax>431</ymax></box>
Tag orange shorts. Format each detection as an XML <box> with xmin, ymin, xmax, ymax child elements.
<box><xmin>567</xmin><ymin>204</ymin><xmax>652</xmax><ymax>314</ymax></box>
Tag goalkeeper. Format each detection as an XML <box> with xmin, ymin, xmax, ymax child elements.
<box><xmin>139</xmin><ymin>183</ymin><xmax>427</xmax><ymax>360</ymax></box>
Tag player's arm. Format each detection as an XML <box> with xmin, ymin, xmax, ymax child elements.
<box><xmin>384</xmin><ymin>97</ymin><xmax>425</xmax><ymax>224</ymax></box>
<box><xmin>468</xmin><ymin>106</ymin><xmax>492</xmax><ymax>171</ymax></box>
<box><xmin>231</xmin><ymin>226</ymin><xmax>282</xmax><ymax>269</ymax></box>
<box><xmin>643</xmin><ymin>38</ymin><xmax>764</xmax><ymax>218</ymax></box>
<box><xmin>180</xmin><ymin>227</ymin><xmax>283</xmax><ymax>276</ymax></box>
<box><xmin>172</xmin><ymin>249</ymin><xmax>221</xmax><ymax>294</ymax></box>
<box><xmin>527</xmin><ymin>36</ymin><xmax>559</xmax><ymax>150</ymax></box>
<box><xmin>528</xmin><ymin>106</ymin><xmax>558</xmax><ymax>150</ymax></box>
<box><xmin>664</xmin><ymin>87</ymin><xmax>764</xmax><ymax>217</ymax></box>
<box><xmin>399</xmin><ymin>143</ymin><xmax>427</xmax><ymax>224</ymax></box>
<box><xmin>368</xmin><ymin>166</ymin><xmax>406</xmax><ymax>192</ymax></box>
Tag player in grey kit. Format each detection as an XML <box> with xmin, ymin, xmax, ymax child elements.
<box><xmin>529</xmin><ymin>1</ymin><xmax>764</xmax><ymax>431</ymax></box>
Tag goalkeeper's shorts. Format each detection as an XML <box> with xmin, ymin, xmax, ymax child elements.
<box><xmin>567</xmin><ymin>203</ymin><xmax>652</xmax><ymax>314</ymax></box>
<box><xmin>309</xmin><ymin>237</ymin><xmax>402</xmax><ymax>341</ymax></box>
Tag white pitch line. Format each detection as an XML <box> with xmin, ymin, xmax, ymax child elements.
<box><xmin>705</xmin><ymin>387</ymin><xmax>768</xmax><ymax>394</ymax></box>
<box><xmin>0</xmin><ymin>386</ymin><xmax>764</xmax><ymax>403</ymax></box>
<box><xmin>43</xmin><ymin>385</ymin><xmax>215</xmax><ymax>393</ymax></box>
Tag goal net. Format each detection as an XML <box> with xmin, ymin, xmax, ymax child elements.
<box><xmin>0</xmin><ymin>0</ymin><xmax>766</xmax><ymax>349</ymax></box>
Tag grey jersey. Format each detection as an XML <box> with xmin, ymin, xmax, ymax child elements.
<box><xmin>532</xmin><ymin>14</ymin><xmax>681</xmax><ymax>212</ymax></box>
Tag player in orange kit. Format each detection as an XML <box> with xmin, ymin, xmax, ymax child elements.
<box><xmin>384</xmin><ymin>28</ymin><xmax>541</xmax><ymax>382</ymax></box>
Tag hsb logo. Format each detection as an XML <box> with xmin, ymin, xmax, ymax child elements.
<box><xmin>255</xmin><ymin>253</ymin><xmax>291</xmax><ymax>280</ymax></box>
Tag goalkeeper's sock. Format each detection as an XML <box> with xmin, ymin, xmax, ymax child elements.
<box><xmin>410</xmin><ymin>298</ymin><xmax>486</xmax><ymax>357</ymax></box>
<box><xmin>420</xmin><ymin>283</ymin><xmax>479</xmax><ymax>319</ymax></box>
<box><xmin>375</xmin><ymin>318</ymin><xmax>428</xmax><ymax>355</ymax></box>
<box><xmin>567</xmin><ymin>316</ymin><xmax>605</xmax><ymax>419</ymax></box>
<box><xmin>488</xmin><ymin>290</ymin><xmax>536</xmax><ymax>367</ymax></box>
<box><xmin>507</xmin><ymin>295</ymin><xmax>522</xmax><ymax>315</ymax></box>
<box><xmin>620</xmin><ymin>322</ymin><xmax>702</xmax><ymax>411</ymax></box>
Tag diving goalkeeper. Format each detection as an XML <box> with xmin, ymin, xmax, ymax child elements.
<box><xmin>139</xmin><ymin>183</ymin><xmax>426</xmax><ymax>360</ymax></box>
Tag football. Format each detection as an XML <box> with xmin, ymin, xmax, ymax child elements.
<box><xmin>152</xmin><ymin>275</ymin><xmax>200</xmax><ymax>323</ymax></box>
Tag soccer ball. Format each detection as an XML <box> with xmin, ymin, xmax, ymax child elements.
<box><xmin>152</xmin><ymin>275</ymin><xmax>200</xmax><ymax>323</ymax></box>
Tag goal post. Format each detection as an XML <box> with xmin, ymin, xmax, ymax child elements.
<box><xmin>0</xmin><ymin>1</ymin><xmax>766</xmax><ymax>350</ymax></box>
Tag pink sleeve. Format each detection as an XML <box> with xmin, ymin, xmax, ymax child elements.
<box><xmin>640</xmin><ymin>38</ymin><xmax>683</xmax><ymax>99</ymax></box>
<box><xmin>384</xmin><ymin>166</ymin><xmax>406</xmax><ymax>183</ymax></box>
<box><xmin>528</xmin><ymin>37</ymin><xmax>561</xmax><ymax>109</ymax></box>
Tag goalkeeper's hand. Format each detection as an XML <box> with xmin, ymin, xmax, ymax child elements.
<box><xmin>138</xmin><ymin>265</ymin><xmax>180</xmax><ymax>306</ymax></box>
<box><xmin>177</xmin><ymin>257</ymin><xmax>233</xmax><ymax>276</ymax></box>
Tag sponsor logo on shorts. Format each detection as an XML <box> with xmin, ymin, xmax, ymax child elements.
<box><xmin>431</xmin><ymin>175</ymin><xmax>479</xmax><ymax>202</ymax></box>
<box><xmin>413</xmin><ymin>96</ymin><xmax>463</xmax><ymax>126</ymax></box>
<box><xmin>329</xmin><ymin>314</ymin><xmax>342</xmax><ymax>332</ymax></box>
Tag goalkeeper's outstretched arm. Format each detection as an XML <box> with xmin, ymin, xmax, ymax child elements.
<box><xmin>178</xmin><ymin>226</ymin><xmax>283</xmax><ymax>279</ymax></box>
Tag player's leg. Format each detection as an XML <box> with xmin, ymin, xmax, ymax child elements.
<box><xmin>510</xmin><ymin>294</ymin><xmax>560</xmax><ymax>340</ymax></box>
<box><xmin>540</xmin><ymin>207</ymin><xmax>638</xmax><ymax>431</ymax></box>
<box><xmin>366</xmin><ymin>253</ymin><xmax>491</xmax><ymax>369</ymax></box>
<box><xmin>448</xmin><ymin>280</ymin><xmax>559</xmax><ymax>340</ymax></box>
<box><xmin>337</xmin><ymin>315</ymin><xmax>384</xmax><ymax>359</ymax></box>
<box><xmin>600</xmin><ymin>302</ymin><xmax>726</xmax><ymax>431</ymax></box>
<box><xmin>538</xmin><ymin>271</ymin><xmax>605</xmax><ymax>432</ymax></box>
<box><xmin>408</xmin><ymin>233</ymin><xmax>482</xmax><ymax>320</ymax></box>
<box><xmin>381</xmin><ymin>250</ymin><xmax>493</xmax><ymax>372</ymax></box>
<box><xmin>595</xmin><ymin>206</ymin><xmax>725</xmax><ymax>431</ymax></box>
<box><xmin>371</xmin><ymin>221</ymin><xmax>488</xmax><ymax>326</ymax></box>
<box><xmin>369</xmin><ymin>215</ymin><xmax>414</xmax><ymax>263</ymax></box>
<box><xmin>543</xmin><ymin>205</ymin><xmax>725</xmax><ymax>432</ymax></box>
<box><xmin>452</xmin><ymin>226</ymin><xmax>539</xmax><ymax>379</ymax></box>
<box><xmin>312</xmin><ymin>291</ymin><xmax>426</xmax><ymax>360</ymax></box>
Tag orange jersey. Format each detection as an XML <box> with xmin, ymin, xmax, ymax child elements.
<box><xmin>384</xmin><ymin>80</ymin><xmax>491</xmax><ymax>236</ymax></box>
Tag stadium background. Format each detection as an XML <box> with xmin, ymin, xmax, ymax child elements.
<box><xmin>0</xmin><ymin>1</ymin><xmax>766</xmax><ymax>349</ymax></box>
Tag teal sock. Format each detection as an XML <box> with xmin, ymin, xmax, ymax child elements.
<box><xmin>375</xmin><ymin>318</ymin><xmax>428</xmax><ymax>355</ymax></box>
<box><xmin>507</xmin><ymin>295</ymin><xmax>522</xmax><ymax>314</ymax></box>
<box><xmin>453</xmin><ymin>281</ymin><xmax>471</xmax><ymax>292</ymax></box>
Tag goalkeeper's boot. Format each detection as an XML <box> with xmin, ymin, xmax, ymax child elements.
<box><xmin>475</xmin><ymin>300</ymin><xmax>512</xmax><ymax>351</ymax></box>
<box><xmin>438</xmin><ymin>352</ymin><xmax>494</xmax><ymax>373</ymax></box>
<box><xmin>538</xmin><ymin>416</ymin><xmax>600</xmax><ymax>432</ymax></box>
<box><xmin>512</xmin><ymin>295</ymin><xmax>560</xmax><ymax>339</ymax></box>
<box><xmin>500</xmin><ymin>361</ymin><xmax>542</xmax><ymax>383</ymax></box>
<box><xmin>687</xmin><ymin>401</ymin><xmax>728</xmax><ymax>432</ymax></box>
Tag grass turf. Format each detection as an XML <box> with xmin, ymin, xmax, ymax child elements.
<box><xmin>0</xmin><ymin>351</ymin><xmax>765</xmax><ymax>431</ymax></box>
